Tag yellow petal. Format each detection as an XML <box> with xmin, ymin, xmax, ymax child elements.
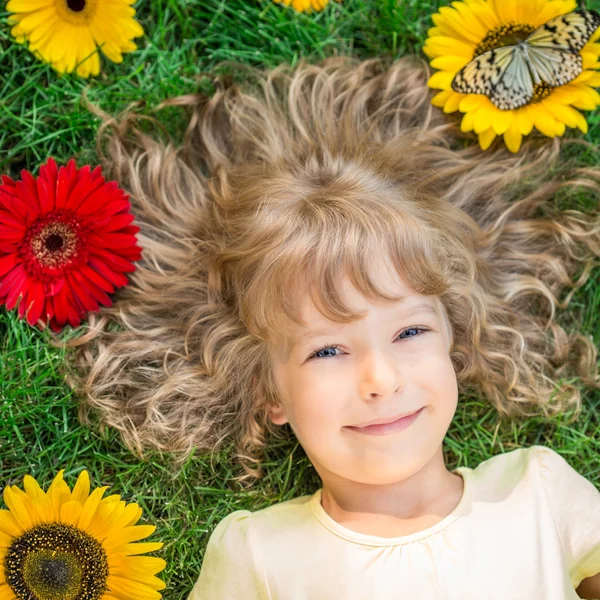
<box><xmin>515</xmin><ymin>107</ymin><xmax>534</xmax><ymax>135</ymax></box>
<box><xmin>47</xmin><ymin>471</ymin><xmax>72</xmax><ymax>521</ymax></box>
<box><xmin>423</xmin><ymin>36</ymin><xmax>475</xmax><ymax>59</ymax></box>
<box><xmin>434</xmin><ymin>6</ymin><xmax>486</xmax><ymax>44</ymax></box>
<box><xmin>71</xmin><ymin>471</ymin><xmax>90</xmax><ymax>505</ymax></box>
<box><xmin>11</xmin><ymin>6</ymin><xmax>55</xmax><ymax>33</ymax></box>
<box><xmin>2</xmin><ymin>487</ymin><xmax>34</xmax><ymax>532</ymax></box>
<box><xmin>427</xmin><ymin>70</ymin><xmax>455</xmax><ymax>90</ymax></box>
<box><xmin>535</xmin><ymin>1</ymin><xmax>577</xmax><ymax>27</ymax></box>
<box><xmin>541</xmin><ymin>99</ymin><xmax>581</xmax><ymax>129</ymax></box>
<box><xmin>430</xmin><ymin>55</ymin><xmax>470</xmax><ymax>72</ymax></box>
<box><xmin>570</xmin><ymin>85</ymin><xmax>600</xmax><ymax>110</ymax></box>
<box><xmin>478</xmin><ymin>128</ymin><xmax>497</xmax><ymax>151</ymax></box>
<box><xmin>0</xmin><ymin>531</ymin><xmax>14</xmax><ymax>549</ymax></box>
<box><xmin>443</xmin><ymin>92</ymin><xmax>463</xmax><ymax>114</ymax></box>
<box><xmin>109</xmin><ymin>556</ymin><xmax>167</xmax><ymax>578</ymax></box>
<box><xmin>120</xmin><ymin>542</ymin><xmax>164</xmax><ymax>556</ymax></box>
<box><xmin>60</xmin><ymin>501</ymin><xmax>83</xmax><ymax>526</ymax></box>
<box><xmin>431</xmin><ymin>89</ymin><xmax>453</xmax><ymax>107</ymax></box>
<box><xmin>503</xmin><ymin>121</ymin><xmax>523</xmax><ymax>153</ymax></box>
<box><xmin>6</xmin><ymin>0</ymin><xmax>53</xmax><ymax>11</ymax></box>
<box><xmin>530</xmin><ymin>103</ymin><xmax>557</xmax><ymax>137</ymax></box>
<box><xmin>474</xmin><ymin>105</ymin><xmax>494</xmax><ymax>133</ymax></box>
<box><xmin>0</xmin><ymin>510</ymin><xmax>21</xmax><ymax>538</ymax></box>
<box><xmin>107</xmin><ymin>575</ymin><xmax>163</xmax><ymax>599</ymax></box>
<box><xmin>0</xmin><ymin>583</ymin><xmax>18</xmax><ymax>600</ymax></box>
<box><xmin>490</xmin><ymin>108</ymin><xmax>513</xmax><ymax>135</ymax></box>
<box><xmin>460</xmin><ymin>0</ymin><xmax>499</xmax><ymax>31</ymax></box>
<box><xmin>103</xmin><ymin>525</ymin><xmax>157</xmax><ymax>550</ymax></box>
<box><xmin>77</xmin><ymin>486</ymin><xmax>109</xmax><ymax>531</ymax></box>
<box><xmin>550</xmin><ymin>86</ymin><xmax>583</xmax><ymax>105</ymax></box>
<box><xmin>22</xmin><ymin>475</ymin><xmax>54</xmax><ymax>522</ymax></box>
<box><xmin>461</xmin><ymin>111</ymin><xmax>475</xmax><ymax>132</ymax></box>
<box><xmin>458</xmin><ymin>94</ymin><xmax>488</xmax><ymax>112</ymax></box>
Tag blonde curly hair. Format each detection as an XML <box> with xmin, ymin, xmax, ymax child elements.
<box><xmin>52</xmin><ymin>54</ymin><xmax>600</xmax><ymax>486</ymax></box>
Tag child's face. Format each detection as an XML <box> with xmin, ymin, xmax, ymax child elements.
<box><xmin>268</xmin><ymin>254</ymin><xmax>458</xmax><ymax>486</ymax></box>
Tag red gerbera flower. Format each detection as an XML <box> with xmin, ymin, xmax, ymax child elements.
<box><xmin>0</xmin><ymin>158</ymin><xmax>142</xmax><ymax>333</ymax></box>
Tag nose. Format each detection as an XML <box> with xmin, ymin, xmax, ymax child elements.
<box><xmin>358</xmin><ymin>349</ymin><xmax>403</xmax><ymax>400</ymax></box>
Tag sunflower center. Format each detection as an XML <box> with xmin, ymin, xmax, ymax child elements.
<box><xmin>18</xmin><ymin>210</ymin><xmax>88</xmax><ymax>283</ymax></box>
<box><xmin>66</xmin><ymin>0</ymin><xmax>86</xmax><ymax>11</ymax></box>
<box><xmin>474</xmin><ymin>22</ymin><xmax>536</xmax><ymax>57</ymax></box>
<box><xmin>23</xmin><ymin>549</ymin><xmax>82</xmax><ymax>600</ymax></box>
<box><xmin>4</xmin><ymin>523</ymin><xmax>109</xmax><ymax>600</ymax></box>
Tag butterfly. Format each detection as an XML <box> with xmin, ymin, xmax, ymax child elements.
<box><xmin>451</xmin><ymin>9</ymin><xmax>600</xmax><ymax>111</ymax></box>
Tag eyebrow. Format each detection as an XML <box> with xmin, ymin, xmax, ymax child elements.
<box><xmin>292</xmin><ymin>301</ymin><xmax>439</xmax><ymax>347</ymax></box>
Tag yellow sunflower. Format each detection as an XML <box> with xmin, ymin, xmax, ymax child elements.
<box><xmin>6</xmin><ymin>0</ymin><xmax>144</xmax><ymax>78</ymax></box>
<box><xmin>0</xmin><ymin>470</ymin><xmax>166</xmax><ymax>600</ymax></box>
<box><xmin>424</xmin><ymin>0</ymin><xmax>600</xmax><ymax>152</ymax></box>
<box><xmin>272</xmin><ymin>0</ymin><xmax>342</xmax><ymax>13</ymax></box>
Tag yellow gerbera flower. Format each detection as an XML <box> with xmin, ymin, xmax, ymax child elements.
<box><xmin>424</xmin><ymin>0</ymin><xmax>600</xmax><ymax>152</ymax></box>
<box><xmin>0</xmin><ymin>470</ymin><xmax>166</xmax><ymax>600</ymax></box>
<box><xmin>6</xmin><ymin>0</ymin><xmax>144</xmax><ymax>78</ymax></box>
<box><xmin>272</xmin><ymin>0</ymin><xmax>341</xmax><ymax>13</ymax></box>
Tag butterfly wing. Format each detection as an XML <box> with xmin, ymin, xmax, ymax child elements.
<box><xmin>451</xmin><ymin>46</ymin><xmax>515</xmax><ymax>97</ymax></box>
<box><xmin>525</xmin><ymin>9</ymin><xmax>600</xmax><ymax>53</ymax></box>
<box><xmin>525</xmin><ymin>45</ymin><xmax>583</xmax><ymax>87</ymax></box>
<box><xmin>520</xmin><ymin>9</ymin><xmax>600</xmax><ymax>88</ymax></box>
<box><xmin>489</xmin><ymin>48</ymin><xmax>534</xmax><ymax>110</ymax></box>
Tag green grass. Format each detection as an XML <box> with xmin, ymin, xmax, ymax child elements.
<box><xmin>1</xmin><ymin>1</ymin><xmax>600</xmax><ymax>598</ymax></box>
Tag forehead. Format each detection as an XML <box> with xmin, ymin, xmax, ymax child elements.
<box><xmin>292</xmin><ymin>256</ymin><xmax>442</xmax><ymax>345</ymax></box>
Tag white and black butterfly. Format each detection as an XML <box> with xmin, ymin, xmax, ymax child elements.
<box><xmin>451</xmin><ymin>9</ymin><xmax>600</xmax><ymax>110</ymax></box>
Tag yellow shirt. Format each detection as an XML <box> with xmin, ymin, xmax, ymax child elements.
<box><xmin>188</xmin><ymin>446</ymin><xmax>600</xmax><ymax>599</ymax></box>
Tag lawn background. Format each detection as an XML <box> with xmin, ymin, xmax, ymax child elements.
<box><xmin>1</xmin><ymin>1</ymin><xmax>600</xmax><ymax>598</ymax></box>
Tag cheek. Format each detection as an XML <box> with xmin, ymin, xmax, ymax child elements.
<box><xmin>287</xmin><ymin>382</ymin><xmax>345</xmax><ymax>441</ymax></box>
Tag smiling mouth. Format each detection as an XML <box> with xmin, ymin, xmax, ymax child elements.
<box><xmin>344</xmin><ymin>407</ymin><xmax>425</xmax><ymax>436</ymax></box>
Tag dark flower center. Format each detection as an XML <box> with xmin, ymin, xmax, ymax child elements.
<box><xmin>18</xmin><ymin>210</ymin><xmax>89</xmax><ymax>284</ymax></box>
<box><xmin>4</xmin><ymin>523</ymin><xmax>109</xmax><ymax>600</ymax></box>
<box><xmin>474</xmin><ymin>22</ymin><xmax>536</xmax><ymax>57</ymax></box>
<box><xmin>67</xmin><ymin>0</ymin><xmax>86</xmax><ymax>11</ymax></box>
<box><xmin>45</xmin><ymin>233</ymin><xmax>64</xmax><ymax>252</ymax></box>
<box><xmin>23</xmin><ymin>549</ymin><xmax>82</xmax><ymax>600</ymax></box>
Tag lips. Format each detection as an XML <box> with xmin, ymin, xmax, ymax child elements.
<box><xmin>344</xmin><ymin>407</ymin><xmax>425</xmax><ymax>436</ymax></box>
<box><xmin>349</xmin><ymin>408</ymin><xmax>422</xmax><ymax>428</ymax></box>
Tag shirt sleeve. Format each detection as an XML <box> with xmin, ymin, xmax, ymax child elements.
<box><xmin>532</xmin><ymin>445</ymin><xmax>600</xmax><ymax>588</ymax></box>
<box><xmin>187</xmin><ymin>510</ymin><xmax>272</xmax><ymax>600</ymax></box>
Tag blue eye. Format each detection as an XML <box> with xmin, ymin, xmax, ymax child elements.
<box><xmin>307</xmin><ymin>327</ymin><xmax>429</xmax><ymax>361</ymax></box>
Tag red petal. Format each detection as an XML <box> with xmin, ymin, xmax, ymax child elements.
<box><xmin>87</xmin><ymin>257</ymin><xmax>129</xmax><ymax>287</ymax></box>
<box><xmin>79</xmin><ymin>263</ymin><xmax>115</xmax><ymax>293</ymax></box>
<box><xmin>75</xmin><ymin>183</ymin><xmax>117</xmax><ymax>217</ymax></box>
<box><xmin>52</xmin><ymin>287</ymin><xmax>70</xmax><ymax>326</ymax></box>
<box><xmin>64</xmin><ymin>169</ymin><xmax>105</xmax><ymax>212</ymax></box>
<box><xmin>0</xmin><ymin>263</ymin><xmax>27</xmax><ymax>297</ymax></box>
<box><xmin>36</xmin><ymin>176</ymin><xmax>53</xmax><ymax>215</ymax></box>
<box><xmin>1</xmin><ymin>175</ymin><xmax>16</xmax><ymax>186</ymax></box>
<box><xmin>90</xmin><ymin>247</ymin><xmax>138</xmax><ymax>272</ymax></box>
<box><xmin>88</xmin><ymin>232</ymin><xmax>139</xmax><ymax>249</ymax></box>
<box><xmin>72</xmin><ymin>270</ymin><xmax>112</xmax><ymax>307</ymax></box>
<box><xmin>0</xmin><ymin>253</ymin><xmax>19</xmax><ymax>277</ymax></box>
<box><xmin>94</xmin><ymin>213</ymin><xmax>136</xmax><ymax>233</ymax></box>
<box><xmin>4</xmin><ymin>268</ymin><xmax>29</xmax><ymax>311</ymax></box>
<box><xmin>9</xmin><ymin>183</ymin><xmax>37</xmax><ymax>223</ymax></box>
<box><xmin>48</xmin><ymin>277</ymin><xmax>65</xmax><ymax>297</ymax></box>
<box><xmin>25</xmin><ymin>280</ymin><xmax>46</xmax><ymax>327</ymax></box>
<box><xmin>0</xmin><ymin>225</ymin><xmax>26</xmax><ymax>243</ymax></box>
<box><xmin>66</xmin><ymin>272</ymin><xmax>99</xmax><ymax>313</ymax></box>
<box><xmin>55</xmin><ymin>163</ymin><xmax>78</xmax><ymax>209</ymax></box>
